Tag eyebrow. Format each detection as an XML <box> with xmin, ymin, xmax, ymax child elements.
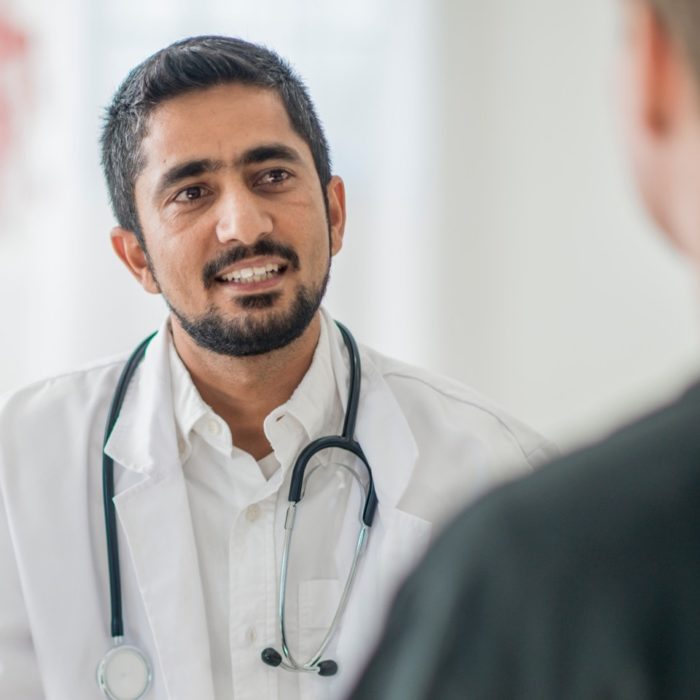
<box><xmin>154</xmin><ymin>158</ymin><xmax>224</xmax><ymax>199</ymax></box>
<box><xmin>236</xmin><ymin>143</ymin><xmax>303</xmax><ymax>167</ymax></box>
<box><xmin>153</xmin><ymin>143</ymin><xmax>304</xmax><ymax>200</ymax></box>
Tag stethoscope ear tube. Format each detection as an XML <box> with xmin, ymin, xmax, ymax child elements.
<box><xmin>334</xmin><ymin>321</ymin><xmax>361</xmax><ymax>439</ymax></box>
<box><xmin>362</xmin><ymin>478</ymin><xmax>378</xmax><ymax>527</ymax></box>
<box><xmin>265</xmin><ymin>321</ymin><xmax>379</xmax><ymax>676</ymax></box>
<box><xmin>287</xmin><ymin>436</ymin><xmax>377</xmax><ymax>527</ymax></box>
<box><xmin>102</xmin><ymin>333</ymin><xmax>157</xmax><ymax>639</ymax></box>
<box><xmin>287</xmin><ymin>321</ymin><xmax>378</xmax><ymax>526</ymax></box>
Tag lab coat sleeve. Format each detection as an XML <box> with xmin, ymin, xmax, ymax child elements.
<box><xmin>0</xmin><ymin>479</ymin><xmax>45</xmax><ymax>698</ymax></box>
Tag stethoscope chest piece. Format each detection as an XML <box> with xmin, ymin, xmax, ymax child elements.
<box><xmin>96</xmin><ymin>644</ymin><xmax>152</xmax><ymax>700</ymax></box>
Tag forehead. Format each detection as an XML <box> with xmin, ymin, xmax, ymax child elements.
<box><xmin>138</xmin><ymin>83</ymin><xmax>311</xmax><ymax>179</ymax></box>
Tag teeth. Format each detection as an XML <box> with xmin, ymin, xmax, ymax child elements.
<box><xmin>219</xmin><ymin>263</ymin><xmax>282</xmax><ymax>284</ymax></box>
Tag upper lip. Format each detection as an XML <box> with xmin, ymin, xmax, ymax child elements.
<box><xmin>214</xmin><ymin>256</ymin><xmax>289</xmax><ymax>280</ymax></box>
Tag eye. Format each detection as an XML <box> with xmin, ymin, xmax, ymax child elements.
<box><xmin>173</xmin><ymin>185</ymin><xmax>211</xmax><ymax>203</ymax></box>
<box><xmin>256</xmin><ymin>169</ymin><xmax>291</xmax><ymax>187</ymax></box>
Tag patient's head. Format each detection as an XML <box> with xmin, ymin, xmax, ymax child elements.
<box><xmin>619</xmin><ymin>0</ymin><xmax>700</xmax><ymax>269</ymax></box>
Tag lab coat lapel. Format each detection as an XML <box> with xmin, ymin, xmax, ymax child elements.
<box><xmin>353</xmin><ymin>361</ymin><xmax>416</xmax><ymax>509</ymax></box>
<box><xmin>328</xmin><ymin>344</ymin><xmax>434</xmax><ymax>697</ymax></box>
<box><xmin>326</xmin><ymin>314</ymin><xmax>418</xmax><ymax>510</ymax></box>
<box><xmin>351</xmin><ymin>351</ymin><xmax>433</xmax><ymax>579</ymax></box>
<box><xmin>104</xmin><ymin>325</ymin><xmax>215</xmax><ymax>699</ymax></box>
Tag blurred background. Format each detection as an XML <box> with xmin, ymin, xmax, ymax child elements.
<box><xmin>1</xmin><ymin>0</ymin><xmax>699</xmax><ymax>451</ymax></box>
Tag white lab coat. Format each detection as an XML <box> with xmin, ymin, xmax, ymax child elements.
<box><xmin>0</xmin><ymin>317</ymin><xmax>557</xmax><ymax>699</ymax></box>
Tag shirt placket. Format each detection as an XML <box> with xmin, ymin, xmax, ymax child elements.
<box><xmin>229</xmin><ymin>490</ymin><xmax>279</xmax><ymax>699</ymax></box>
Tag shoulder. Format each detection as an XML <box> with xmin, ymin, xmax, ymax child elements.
<box><xmin>362</xmin><ymin>345</ymin><xmax>558</xmax><ymax>469</ymax></box>
<box><xmin>390</xmin><ymin>383</ymin><xmax>700</xmax><ymax>695</ymax></box>
<box><xmin>0</xmin><ymin>355</ymin><xmax>127</xmax><ymax>435</ymax></box>
<box><xmin>436</xmin><ymin>380</ymin><xmax>700</xmax><ymax>586</ymax></box>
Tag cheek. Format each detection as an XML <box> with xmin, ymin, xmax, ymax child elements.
<box><xmin>307</xmin><ymin>229</ymin><xmax>332</xmax><ymax>274</ymax></box>
<box><xmin>145</xmin><ymin>234</ymin><xmax>203</xmax><ymax>295</ymax></box>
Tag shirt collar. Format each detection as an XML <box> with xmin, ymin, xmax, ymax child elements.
<box><xmin>264</xmin><ymin>309</ymin><xmax>345</xmax><ymax>445</ymax></box>
<box><xmin>168</xmin><ymin>335</ymin><xmax>233</xmax><ymax>460</ymax></box>
<box><xmin>168</xmin><ymin>309</ymin><xmax>347</xmax><ymax>463</ymax></box>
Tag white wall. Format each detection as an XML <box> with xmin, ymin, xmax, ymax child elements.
<box><xmin>2</xmin><ymin>0</ymin><xmax>699</xmax><ymax>451</ymax></box>
<box><xmin>432</xmin><ymin>0</ymin><xmax>700</xmax><ymax>447</ymax></box>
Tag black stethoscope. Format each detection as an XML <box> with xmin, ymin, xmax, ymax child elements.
<box><xmin>97</xmin><ymin>322</ymin><xmax>378</xmax><ymax>699</ymax></box>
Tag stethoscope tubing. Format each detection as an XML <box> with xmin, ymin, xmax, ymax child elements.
<box><xmin>102</xmin><ymin>331</ymin><xmax>156</xmax><ymax>640</ymax></box>
<box><xmin>101</xmin><ymin>321</ymin><xmax>376</xmax><ymax>683</ymax></box>
<box><xmin>271</xmin><ymin>321</ymin><xmax>377</xmax><ymax>674</ymax></box>
<box><xmin>288</xmin><ymin>322</ymin><xmax>377</xmax><ymax>526</ymax></box>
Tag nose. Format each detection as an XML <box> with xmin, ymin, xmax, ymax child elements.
<box><xmin>215</xmin><ymin>186</ymin><xmax>273</xmax><ymax>245</ymax></box>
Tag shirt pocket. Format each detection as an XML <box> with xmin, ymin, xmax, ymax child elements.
<box><xmin>297</xmin><ymin>579</ymin><xmax>343</xmax><ymax>700</ymax></box>
<box><xmin>299</xmin><ymin>578</ymin><xmax>343</xmax><ymax>631</ymax></box>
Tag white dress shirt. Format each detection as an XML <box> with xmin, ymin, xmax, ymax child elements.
<box><xmin>169</xmin><ymin>317</ymin><xmax>347</xmax><ymax>699</ymax></box>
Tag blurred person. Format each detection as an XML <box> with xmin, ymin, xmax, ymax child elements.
<box><xmin>348</xmin><ymin>1</ymin><xmax>700</xmax><ymax>698</ymax></box>
<box><xmin>0</xmin><ymin>36</ymin><xmax>556</xmax><ymax>700</ymax></box>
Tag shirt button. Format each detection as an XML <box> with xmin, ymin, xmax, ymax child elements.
<box><xmin>207</xmin><ymin>420</ymin><xmax>221</xmax><ymax>435</ymax></box>
<box><xmin>246</xmin><ymin>504</ymin><xmax>261</xmax><ymax>522</ymax></box>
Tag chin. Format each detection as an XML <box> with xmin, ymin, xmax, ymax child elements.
<box><xmin>235</xmin><ymin>292</ymin><xmax>281</xmax><ymax>310</ymax></box>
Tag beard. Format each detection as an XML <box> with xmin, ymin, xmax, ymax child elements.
<box><xmin>154</xmin><ymin>238</ymin><xmax>331</xmax><ymax>357</ymax></box>
<box><xmin>167</xmin><ymin>274</ymin><xmax>329</xmax><ymax>357</ymax></box>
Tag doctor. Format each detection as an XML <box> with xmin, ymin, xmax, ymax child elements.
<box><xmin>0</xmin><ymin>36</ymin><xmax>556</xmax><ymax>700</ymax></box>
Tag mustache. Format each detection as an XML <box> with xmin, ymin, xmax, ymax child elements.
<box><xmin>202</xmin><ymin>239</ymin><xmax>301</xmax><ymax>288</ymax></box>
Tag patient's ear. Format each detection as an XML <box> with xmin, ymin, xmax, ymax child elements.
<box><xmin>110</xmin><ymin>227</ymin><xmax>160</xmax><ymax>294</ymax></box>
<box><xmin>637</xmin><ymin>2</ymin><xmax>684</xmax><ymax>139</ymax></box>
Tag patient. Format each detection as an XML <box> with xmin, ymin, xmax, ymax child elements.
<box><xmin>348</xmin><ymin>0</ymin><xmax>700</xmax><ymax>697</ymax></box>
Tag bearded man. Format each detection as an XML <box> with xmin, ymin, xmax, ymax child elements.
<box><xmin>0</xmin><ymin>36</ymin><xmax>554</xmax><ymax>700</ymax></box>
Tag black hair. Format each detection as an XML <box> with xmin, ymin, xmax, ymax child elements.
<box><xmin>100</xmin><ymin>35</ymin><xmax>332</xmax><ymax>243</ymax></box>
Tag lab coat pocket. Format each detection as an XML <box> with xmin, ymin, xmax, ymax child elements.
<box><xmin>328</xmin><ymin>509</ymin><xmax>434</xmax><ymax>699</ymax></box>
<box><xmin>377</xmin><ymin>508</ymin><xmax>433</xmax><ymax>587</ymax></box>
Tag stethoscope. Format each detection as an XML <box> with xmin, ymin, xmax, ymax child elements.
<box><xmin>97</xmin><ymin>322</ymin><xmax>378</xmax><ymax>699</ymax></box>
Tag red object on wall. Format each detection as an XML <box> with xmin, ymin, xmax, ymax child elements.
<box><xmin>0</xmin><ymin>16</ymin><xmax>29</xmax><ymax>165</ymax></box>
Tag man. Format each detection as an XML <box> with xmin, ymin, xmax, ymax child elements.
<box><xmin>0</xmin><ymin>37</ymin><xmax>555</xmax><ymax>699</ymax></box>
<box><xmin>348</xmin><ymin>1</ymin><xmax>700</xmax><ymax>698</ymax></box>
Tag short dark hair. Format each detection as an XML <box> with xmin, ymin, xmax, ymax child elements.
<box><xmin>647</xmin><ymin>0</ymin><xmax>700</xmax><ymax>89</ymax></box>
<box><xmin>100</xmin><ymin>35</ymin><xmax>332</xmax><ymax>243</ymax></box>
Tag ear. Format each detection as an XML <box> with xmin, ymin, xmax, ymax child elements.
<box><xmin>637</xmin><ymin>2</ymin><xmax>683</xmax><ymax>138</ymax></box>
<box><xmin>110</xmin><ymin>227</ymin><xmax>160</xmax><ymax>294</ymax></box>
<box><xmin>325</xmin><ymin>176</ymin><xmax>346</xmax><ymax>257</ymax></box>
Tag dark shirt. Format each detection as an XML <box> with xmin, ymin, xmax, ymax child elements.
<box><xmin>348</xmin><ymin>383</ymin><xmax>700</xmax><ymax>699</ymax></box>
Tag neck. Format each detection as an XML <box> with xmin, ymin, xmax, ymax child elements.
<box><xmin>171</xmin><ymin>314</ymin><xmax>322</xmax><ymax>460</ymax></box>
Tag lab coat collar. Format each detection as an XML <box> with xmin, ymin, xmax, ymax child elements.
<box><xmin>269</xmin><ymin>308</ymin><xmax>420</xmax><ymax>510</ymax></box>
<box><xmin>324</xmin><ymin>310</ymin><xmax>420</xmax><ymax>510</ymax></box>
<box><xmin>105</xmin><ymin>318</ymin><xmax>179</xmax><ymax>478</ymax></box>
<box><xmin>103</xmin><ymin>320</ymin><xmax>215</xmax><ymax>698</ymax></box>
<box><xmin>105</xmin><ymin>310</ymin><xmax>420</xmax><ymax>511</ymax></box>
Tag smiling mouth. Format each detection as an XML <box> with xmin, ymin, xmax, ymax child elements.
<box><xmin>215</xmin><ymin>262</ymin><xmax>288</xmax><ymax>285</ymax></box>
